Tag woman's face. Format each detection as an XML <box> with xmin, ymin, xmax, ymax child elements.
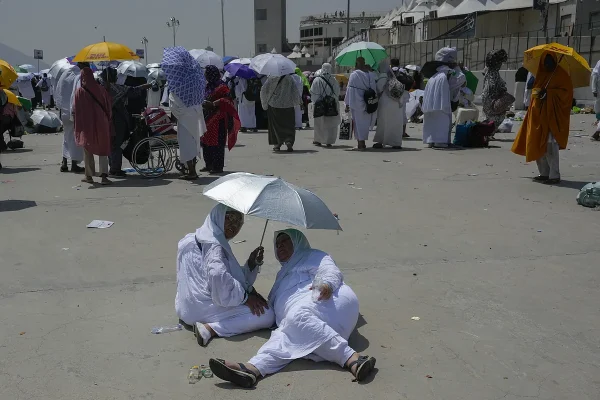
<box><xmin>223</xmin><ymin>212</ymin><xmax>243</xmax><ymax>240</ymax></box>
<box><xmin>276</xmin><ymin>233</ymin><xmax>294</xmax><ymax>262</ymax></box>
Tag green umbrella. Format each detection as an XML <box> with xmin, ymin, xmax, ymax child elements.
<box><xmin>463</xmin><ymin>69</ymin><xmax>479</xmax><ymax>93</ymax></box>
<box><xmin>13</xmin><ymin>66</ymin><xmax>28</xmax><ymax>73</ymax></box>
<box><xmin>335</xmin><ymin>42</ymin><xmax>388</xmax><ymax>68</ymax></box>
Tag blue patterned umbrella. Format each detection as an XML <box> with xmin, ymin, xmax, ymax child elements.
<box><xmin>162</xmin><ymin>46</ymin><xmax>206</xmax><ymax>107</ymax></box>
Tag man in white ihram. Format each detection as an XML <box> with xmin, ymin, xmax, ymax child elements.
<box><xmin>422</xmin><ymin>47</ymin><xmax>465</xmax><ymax>148</ymax></box>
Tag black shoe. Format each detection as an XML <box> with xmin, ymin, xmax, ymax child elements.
<box><xmin>240</xmin><ymin>127</ymin><xmax>248</xmax><ymax>133</ymax></box>
<box><xmin>252</xmin><ymin>128</ymin><xmax>258</xmax><ymax>133</ymax></box>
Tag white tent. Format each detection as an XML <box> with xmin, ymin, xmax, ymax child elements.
<box><xmin>400</xmin><ymin>1</ymin><xmax>439</xmax><ymax>24</ymax></box>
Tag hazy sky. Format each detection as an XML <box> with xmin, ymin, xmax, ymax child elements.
<box><xmin>0</xmin><ymin>0</ymin><xmax>401</xmax><ymax>64</ymax></box>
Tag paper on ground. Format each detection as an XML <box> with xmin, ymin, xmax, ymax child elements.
<box><xmin>87</xmin><ymin>220</ymin><xmax>114</xmax><ymax>229</ymax></box>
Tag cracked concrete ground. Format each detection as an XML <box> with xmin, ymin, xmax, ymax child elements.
<box><xmin>1</xmin><ymin>113</ymin><xmax>599</xmax><ymax>400</ymax></box>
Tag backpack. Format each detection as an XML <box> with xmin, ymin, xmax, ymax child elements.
<box><xmin>387</xmin><ymin>78</ymin><xmax>405</xmax><ymax>100</ymax></box>
<box><xmin>40</xmin><ymin>79</ymin><xmax>50</xmax><ymax>92</ymax></box>
<box><xmin>364</xmin><ymin>87</ymin><xmax>378</xmax><ymax>114</ymax></box>
<box><xmin>244</xmin><ymin>78</ymin><xmax>262</xmax><ymax>102</ymax></box>
<box><xmin>313</xmin><ymin>77</ymin><xmax>339</xmax><ymax>118</ymax></box>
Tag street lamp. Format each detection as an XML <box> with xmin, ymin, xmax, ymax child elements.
<box><xmin>221</xmin><ymin>0</ymin><xmax>226</xmax><ymax>56</ymax></box>
<box><xmin>166</xmin><ymin>17</ymin><xmax>180</xmax><ymax>47</ymax></box>
<box><xmin>141</xmin><ymin>37</ymin><xmax>148</xmax><ymax>62</ymax></box>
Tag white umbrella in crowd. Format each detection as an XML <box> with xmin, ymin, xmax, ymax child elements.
<box><xmin>189</xmin><ymin>49</ymin><xmax>224</xmax><ymax>70</ymax></box>
<box><xmin>31</xmin><ymin>110</ymin><xmax>62</xmax><ymax>131</ymax></box>
<box><xmin>250</xmin><ymin>53</ymin><xmax>296</xmax><ymax>77</ymax></box>
<box><xmin>19</xmin><ymin>64</ymin><xmax>35</xmax><ymax>71</ymax></box>
<box><xmin>117</xmin><ymin>60</ymin><xmax>147</xmax><ymax>78</ymax></box>
<box><xmin>228</xmin><ymin>58</ymin><xmax>251</xmax><ymax>66</ymax></box>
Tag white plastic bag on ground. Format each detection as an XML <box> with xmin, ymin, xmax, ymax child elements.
<box><xmin>497</xmin><ymin>118</ymin><xmax>513</xmax><ymax>133</ymax></box>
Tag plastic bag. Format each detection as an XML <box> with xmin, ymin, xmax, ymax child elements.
<box><xmin>497</xmin><ymin>118</ymin><xmax>513</xmax><ymax>133</ymax></box>
<box><xmin>576</xmin><ymin>182</ymin><xmax>600</xmax><ymax>208</ymax></box>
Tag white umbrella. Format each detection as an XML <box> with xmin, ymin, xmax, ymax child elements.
<box><xmin>147</xmin><ymin>68</ymin><xmax>166</xmax><ymax>83</ymax></box>
<box><xmin>16</xmin><ymin>72</ymin><xmax>34</xmax><ymax>82</ymax></box>
<box><xmin>203</xmin><ymin>172</ymin><xmax>341</xmax><ymax>245</ymax></box>
<box><xmin>117</xmin><ymin>61</ymin><xmax>147</xmax><ymax>78</ymax></box>
<box><xmin>189</xmin><ymin>49</ymin><xmax>224</xmax><ymax>70</ymax></box>
<box><xmin>406</xmin><ymin>89</ymin><xmax>425</xmax><ymax>120</ymax></box>
<box><xmin>250</xmin><ymin>54</ymin><xmax>296</xmax><ymax>77</ymax></box>
<box><xmin>31</xmin><ymin>110</ymin><xmax>62</xmax><ymax>130</ymax></box>
<box><xmin>146</xmin><ymin>63</ymin><xmax>161</xmax><ymax>69</ymax></box>
<box><xmin>405</xmin><ymin>64</ymin><xmax>421</xmax><ymax>72</ymax></box>
<box><xmin>49</xmin><ymin>58</ymin><xmax>72</xmax><ymax>86</ymax></box>
<box><xmin>228</xmin><ymin>58</ymin><xmax>251</xmax><ymax>65</ymax></box>
<box><xmin>19</xmin><ymin>64</ymin><xmax>35</xmax><ymax>71</ymax></box>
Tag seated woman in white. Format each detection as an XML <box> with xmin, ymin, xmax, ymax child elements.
<box><xmin>209</xmin><ymin>229</ymin><xmax>376</xmax><ymax>387</ymax></box>
<box><xmin>175</xmin><ymin>204</ymin><xmax>275</xmax><ymax>346</ymax></box>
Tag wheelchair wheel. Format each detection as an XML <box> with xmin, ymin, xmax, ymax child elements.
<box><xmin>131</xmin><ymin>137</ymin><xmax>172</xmax><ymax>178</ymax></box>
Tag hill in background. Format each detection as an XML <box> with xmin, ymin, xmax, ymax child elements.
<box><xmin>1</xmin><ymin>42</ymin><xmax>50</xmax><ymax>70</ymax></box>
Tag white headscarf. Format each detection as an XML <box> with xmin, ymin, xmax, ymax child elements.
<box><xmin>321</xmin><ymin>63</ymin><xmax>333</xmax><ymax>76</ymax></box>
<box><xmin>267</xmin><ymin>229</ymin><xmax>313</xmax><ymax>303</ymax></box>
<box><xmin>195</xmin><ymin>204</ymin><xmax>251</xmax><ymax>290</ymax></box>
<box><xmin>435</xmin><ymin>47</ymin><xmax>458</xmax><ymax>64</ymax></box>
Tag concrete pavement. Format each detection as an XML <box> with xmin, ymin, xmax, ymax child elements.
<box><xmin>1</xmin><ymin>115</ymin><xmax>600</xmax><ymax>399</ymax></box>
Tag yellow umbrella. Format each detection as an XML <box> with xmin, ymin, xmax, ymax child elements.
<box><xmin>0</xmin><ymin>59</ymin><xmax>18</xmax><ymax>89</ymax></box>
<box><xmin>3</xmin><ymin>89</ymin><xmax>21</xmax><ymax>106</ymax></box>
<box><xmin>334</xmin><ymin>74</ymin><xmax>349</xmax><ymax>84</ymax></box>
<box><xmin>523</xmin><ymin>42</ymin><xmax>591</xmax><ymax>88</ymax></box>
<box><xmin>72</xmin><ymin>41</ymin><xmax>139</xmax><ymax>62</ymax></box>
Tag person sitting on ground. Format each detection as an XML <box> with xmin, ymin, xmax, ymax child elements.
<box><xmin>209</xmin><ymin>229</ymin><xmax>376</xmax><ymax>388</ymax></box>
<box><xmin>175</xmin><ymin>204</ymin><xmax>275</xmax><ymax>347</ymax></box>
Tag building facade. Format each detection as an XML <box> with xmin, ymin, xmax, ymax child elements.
<box><xmin>254</xmin><ymin>0</ymin><xmax>287</xmax><ymax>55</ymax></box>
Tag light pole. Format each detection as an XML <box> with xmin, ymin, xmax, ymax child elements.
<box><xmin>141</xmin><ymin>37</ymin><xmax>148</xmax><ymax>62</ymax></box>
<box><xmin>221</xmin><ymin>0</ymin><xmax>226</xmax><ymax>55</ymax></box>
<box><xmin>166</xmin><ymin>17</ymin><xmax>180</xmax><ymax>46</ymax></box>
<box><xmin>346</xmin><ymin>0</ymin><xmax>350</xmax><ymax>39</ymax></box>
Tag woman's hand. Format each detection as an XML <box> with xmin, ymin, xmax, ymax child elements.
<box><xmin>247</xmin><ymin>246</ymin><xmax>264</xmax><ymax>271</ymax></box>
<box><xmin>310</xmin><ymin>283</ymin><xmax>333</xmax><ymax>301</ymax></box>
<box><xmin>245</xmin><ymin>292</ymin><xmax>269</xmax><ymax>316</ymax></box>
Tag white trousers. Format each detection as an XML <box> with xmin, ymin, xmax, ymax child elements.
<box><xmin>207</xmin><ymin>306</ymin><xmax>275</xmax><ymax>338</ymax></box>
<box><xmin>294</xmin><ymin>106</ymin><xmax>303</xmax><ymax>128</ymax></box>
<box><xmin>536</xmin><ymin>141</ymin><xmax>560</xmax><ymax>180</ymax></box>
<box><xmin>249</xmin><ymin>333</ymin><xmax>355</xmax><ymax>377</ymax></box>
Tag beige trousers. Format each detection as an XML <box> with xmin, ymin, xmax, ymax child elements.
<box><xmin>84</xmin><ymin>149</ymin><xmax>109</xmax><ymax>177</ymax></box>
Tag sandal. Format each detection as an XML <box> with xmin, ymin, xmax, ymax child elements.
<box><xmin>209</xmin><ymin>358</ymin><xmax>258</xmax><ymax>388</ymax></box>
<box><xmin>60</xmin><ymin>164</ymin><xmax>69</xmax><ymax>173</ymax></box>
<box><xmin>372</xmin><ymin>143</ymin><xmax>383</xmax><ymax>149</ymax></box>
<box><xmin>533</xmin><ymin>175</ymin><xmax>549</xmax><ymax>182</ymax></box>
<box><xmin>348</xmin><ymin>355</ymin><xmax>376</xmax><ymax>382</ymax></box>
<box><xmin>81</xmin><ymin>177</ymin><xmax>94</xmax><ymax>184</ymax></box>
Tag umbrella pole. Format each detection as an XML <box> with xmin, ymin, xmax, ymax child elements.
<box><xmin>259</xmin><ymin>219</ymin><xmax>269</xmax><ymax>247</ymax></box>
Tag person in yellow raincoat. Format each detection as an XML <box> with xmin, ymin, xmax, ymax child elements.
<box><xmin>512</xmin><ymin>52</ymin><xmax>573</xmax><ymax>185</ymax></box>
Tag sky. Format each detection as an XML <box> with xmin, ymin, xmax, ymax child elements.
<box><xmin>0</xmin><ymin>0</ymin><xmax>402</xmax><ymax>64</ymax></box>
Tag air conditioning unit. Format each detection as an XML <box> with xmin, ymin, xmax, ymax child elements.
<box><xmin>404</xmin><ymin>16</ymin><xmax>415</xmax><ymax>25</ymax></box>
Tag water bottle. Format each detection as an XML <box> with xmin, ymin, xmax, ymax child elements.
<box><xmin>312</xmin><ymin>278</ymin><xmax>324</xmax><ymax>302</ymax></box>
<box><xmin>188</xmin><ymin>366</ymin><xmax>201</xmax><ymax>384</ymax></box>
<box><xmin>151</xmin><ymin>323</ymin><xmax>183</xmax><ymax>334</ymax></box>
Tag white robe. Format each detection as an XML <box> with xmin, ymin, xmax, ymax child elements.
<box><xmin>345</xmin><ymin>70</ymin><xmax>377</xmax><ymax>141</ymax></box>
<box><xmin>422</xmin><ymin>68</ymin><xmax>452</xmax><ymax>145</ymax></box>
<box><xmin>292</xmin><ymin>75</ymin><xmax>304</xmax><ymax>128</ymax></box>
<box><xmin>524</xmin><ymin>72</ymin><xmax>533</xmax><ymax>108</ymax></box>
<box><xmin>235</xmin><ymin>78</ymin><xmax>257</xmax><ymax>129</ymax></box>
<box><xmin>17</xmin><ymin>80</ymin><xmax>35</xmax><ymax>100</ymax></box>
<box><xmin>310</xmin><ymin>74</ymin><xmax>341</xmax><ymax>145</ymax></box>
<box><xmin>55</xmin><ymin>66</ymin><xmax>83</xmax><ymax>162</ymax></box>
<box><xmin>591</xmin><ymin>61</ymin><xmax>600</xmax><ymax>114</ymax></box>
<box><xmin>169</xmin><ymin>93</ymin><xmax>206</xmax><ymax>163</ymax></box>
<box><xmin>248</xmin><ymin>249</ymin><xmax>358</xmax><ymax>376</ymax></box>
<box><xmin>373</xmin><ymin>75</ymin><xmax>409</xmax><ymax>147</ymax></box>
<box><xmin>36</xmin><ymin>78</ymin><xmax>52</xmax><ymax>105</ymax></box>
<box><xmin>147</xmin><ymin>88</ymin><xmax>162</xmax><ymax>108</ymax></box>
<box><xmin>513</xmin><ymin>81</ymin><xmax>526</xmax><ymax>110</ymax></box>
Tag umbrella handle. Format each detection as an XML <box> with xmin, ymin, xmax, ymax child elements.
<box><xmin>259</xmin><ymin>219</ymin><xmax>269</xmax><ymax>248</ymax></box>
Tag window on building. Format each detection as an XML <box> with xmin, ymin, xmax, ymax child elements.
<box><xmin>300</xmin><ymin>30</ymin><xmax>305</xmax><ymax>38</ymax></box>
<box><xmin>257</xmin><ymin>43</ymin><xmax>267</xmax><ymax>53</ymax></box>
<box><xmin>560</xmin><ymin>14</ymin><xmax>572</xmax><ymax>35</ymax></box>
<box><xmin>339</xmin><ymin>27</ymin><xmax>343</xmax><ymax>35</ymax></box>
<box><xmin>315</xmin><ymin>27</ymin><xmax>323</xmax><ymax>36</ymax></box>
<box><xmin>429</xmin><ymin>11</ymin><xmax>438</xmax><ymax>19</ymax></box>
<box><xmin>404</xmin><ymin>16</ymin><xmax>415</xmax><ymax>25</ymax></box>
<box><xmin>255</xmin><ymin>8</ymin><xmax>267</xmax><ymax>21</ymax></box>
<box><xmin>309</xmin><ymin>28</ymin><xmax>314</xmax><ymax>36</ymax></box>
<box><xmin>590</xmin><ymin>11</ymin><xmax>600</xmax><ymax>32</ymax></box>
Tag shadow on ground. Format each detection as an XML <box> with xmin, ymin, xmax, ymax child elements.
<box><xmin>0</xmin><ymin>200</ymin><xmax>37</xmax><ymax>212</ymax></box>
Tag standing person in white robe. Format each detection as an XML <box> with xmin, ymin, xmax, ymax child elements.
<box><xmin>292</xmin><ymin>73</ymin><xmax>304</xmax><ymax>129</ymax></box>
<box><xmin>590</xmin><ymin>60</ymin><xmax>600</xmax><ymax>141</ymax></box>
<box><xmin>310</xmin><ymin>63</ymin><xmax>340</xmax><ymax>147</ymax></box>
<box><xmin>36</xmin><ymin>73</ymin><xmax>52</xmax><ymax>108</ymax></box>
<box><xmin>176</xmin><ymin>204</ymin><xmax>275</xmax><ymax>347</ymax></box>
<box><xmin>162</xmin><ymin>46</ymin><xmax>207</xmax><ymax>180</ymax></box>
<box><xmin>54</xmin><ymin>65</ymin><xmax>84</xmax><ymax>173</ymax></box>
<box><xmin>345</xmin><ymin>57</ymin><xmax>377</xmax><ymax>151</ymax></box>
<box><xmin>524</xmin><ymin>72</ymin><xmax>534</xmax><ymax>108</ymax></box>
<box><xmin>422</xmin><ymin>47</ymin><xmax>462</xmax><ymax>148</ymax></box>
<box><xmin>373</xmin><ymin>61</ymin><xmax>409</xmax><ymax>149</ymax></box>
<box><xmin>209</xmin><ymin>229</ymin><xmax>376</xmax><ymax>388</ymax></box>
<box><xmin>235</xmin><ymin>77</ymin><xmax>258</xmax><ymax>132</ymax></box>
